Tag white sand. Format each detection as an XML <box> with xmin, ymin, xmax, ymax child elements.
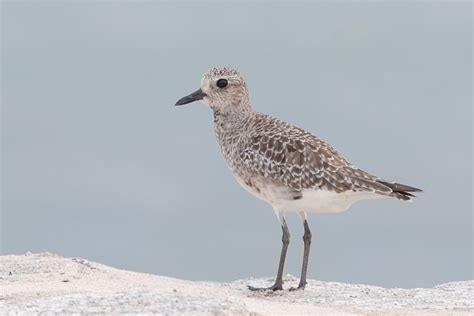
<box><xmin>1</xmin><ymin>252</ymin><xmax>472</xmax><ymax>315</ymax></box>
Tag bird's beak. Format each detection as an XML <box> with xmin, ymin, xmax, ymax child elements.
<box><xmin>175</xmin><ymin>88</ymin><xmax>207</xmax><ymax>106</ymax></box>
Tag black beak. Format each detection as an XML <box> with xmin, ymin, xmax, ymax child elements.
<box><xmin>175</xmin><ymin>88</ymin><xmax>207</xmax><ymax>106</ymax></box>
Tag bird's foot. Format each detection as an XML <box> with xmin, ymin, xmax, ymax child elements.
<box><xmin>289</xmin><ymin>283</ymin><xmax>306</xmax><ymax>291</ymax></box>
<box><xmin>248</xmin><ymin>282</ymin><xmax>283</xmax><ymax>291</ymax></box>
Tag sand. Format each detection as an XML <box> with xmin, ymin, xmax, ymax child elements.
<box><xmin>1</xmin><ymin>252</ymin><xmax>472</xmax><ymax>315</ymax></box>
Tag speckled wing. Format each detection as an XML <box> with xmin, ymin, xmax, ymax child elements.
<box><xmin>239</xmin><ymin>117</ymin><xmax>394</xmax><ymax>197</ymax></box>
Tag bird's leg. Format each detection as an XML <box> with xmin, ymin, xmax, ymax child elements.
<box><xmin>248</xmin><ymin>218</ymin><xmax>290</xmax><ymax>291</ymax></box>
<box><xmin>290</xmin><ymin>219</ymin><xmax>312</xmax><ymax>291</ymax></box>
<box><xmin>273</xmin><ymin>218</ymin><xmax>290</xmax><ymax>289</ymax></box>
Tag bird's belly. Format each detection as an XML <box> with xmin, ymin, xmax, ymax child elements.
<box><xmin>274</xmin><ymin>189</ymin><xmax>386</xmax><ymax>213</ymax></box>
<box><xmin>234</xmin><ymin>174</ymin><xmax>385</xmax><ymax>213</ymax></box>
<box><xmin>233</xmin><ymin>174</ymin><xmax>279</xmax><ymax>203</ymax></box>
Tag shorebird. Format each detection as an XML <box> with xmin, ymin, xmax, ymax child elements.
<box><xmin>175</xmin><ymin>67</ymin><xmax>421</xmax><ymax>291</ymax></box>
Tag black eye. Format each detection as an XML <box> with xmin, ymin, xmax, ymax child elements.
<box><xmin>216</xmin><ymin>78</ymin><xmax>228</xmax><ymax>88</ymax></box>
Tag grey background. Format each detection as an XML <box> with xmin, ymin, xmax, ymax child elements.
<box><xmin>1</xmin><ymin>1</ymin><xmax>472</xmax><ymax>288</ymax></box>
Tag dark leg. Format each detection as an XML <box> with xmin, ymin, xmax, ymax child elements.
<box><xmin>290</xmin><ymin>219</ymin><xmax>312</xmax><ymax>291</ymax></box>
<box><xmin>248</xmin><ymin>218</ymin><xmax>290</xmax><ymax>291</ymax></box>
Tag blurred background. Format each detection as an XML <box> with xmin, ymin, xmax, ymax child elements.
<box><xmin>1</xmin><ymin>1</ymin><xmax>472</xmax><ymax>288</ymax></box>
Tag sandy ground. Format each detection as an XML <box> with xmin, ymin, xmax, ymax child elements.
<box><xmin>0</xmin><ymin>253</ymin><xmax>472</xmax><ymax>315</ymax></box>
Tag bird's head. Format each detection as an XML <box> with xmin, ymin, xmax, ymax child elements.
<box><xmin>175</xmin><ymin>67</ymin><xmax>250</xmax><ymax>113</ymax></box>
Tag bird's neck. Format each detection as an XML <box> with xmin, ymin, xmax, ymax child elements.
<box><xmin>213</xmin><ymin>105</ymin><xmax>254</xmax><ymax>169</ymax></box>
<box><xmin>213</xmin><ymin>105</ymin><xmax>254</xmax><ymax>149</ymax></box>
<box><xmin>213</xmin><ymin>104</ymin><xmax>253</xmax><ymax>128</ymax></box>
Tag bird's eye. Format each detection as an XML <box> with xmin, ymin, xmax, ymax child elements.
<box><xmin>216</xmin><ymin>79</ymin><xmax>228</xmax><ymax>88</ymax></box>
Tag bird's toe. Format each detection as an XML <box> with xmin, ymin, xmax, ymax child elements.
<box><xmin>248</xmin><ymin>283</ymin><xmax>283</xmax><ymax>291</ymax></box>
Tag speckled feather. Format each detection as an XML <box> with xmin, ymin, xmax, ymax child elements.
<box><xmin>200</xmin><ymin>67</ymin><xmax>420</xmax><ymax>212</ymax></box>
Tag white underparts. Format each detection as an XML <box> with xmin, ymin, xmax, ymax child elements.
<box><xmin>234</xmin><ymin>175</ymin><xmax>386</xmax><ymax>214</ymax></box>
<box><xmin>273</xmin><ymin>189</ymin><xmax>386</xmax><ymax>213</ymax></box>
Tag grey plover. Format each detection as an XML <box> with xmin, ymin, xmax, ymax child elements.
<box><xmin>175</xmin><ymin>67</ymin><xmax>421</xmax><ymax>291</ymax></box>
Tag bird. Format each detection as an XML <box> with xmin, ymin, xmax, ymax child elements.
<box><xmin>175</xmin><ymin>67</ymin><xmax>421</xmax><ymax>291</ymax></box>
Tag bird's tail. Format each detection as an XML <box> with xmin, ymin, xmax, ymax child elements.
<box><xmin>377</xmin><ymin>180</ymin><xmax>422</xmax><ymax>201</ymax></box>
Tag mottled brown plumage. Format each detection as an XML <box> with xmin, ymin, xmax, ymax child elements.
<box><xmin>241</xmin><ymin>113</ymin><xmax>388</xmax><ymax>193</ymax></box>
<box><xmin>213</xmin><ymin>105</ymin><xmax>420</xmax><ymax>206</ymax></box>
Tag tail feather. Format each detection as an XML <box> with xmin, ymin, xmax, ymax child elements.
<box><xmin>377</xmin><ymin>180</ymin><xmax>422</xmax><ymax>201</ymax></box>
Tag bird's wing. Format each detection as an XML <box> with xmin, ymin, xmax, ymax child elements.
<box><xmin>239</xmin><ymin>119</ymin><xmax>392</xmax><ymax>195</ymax></box>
